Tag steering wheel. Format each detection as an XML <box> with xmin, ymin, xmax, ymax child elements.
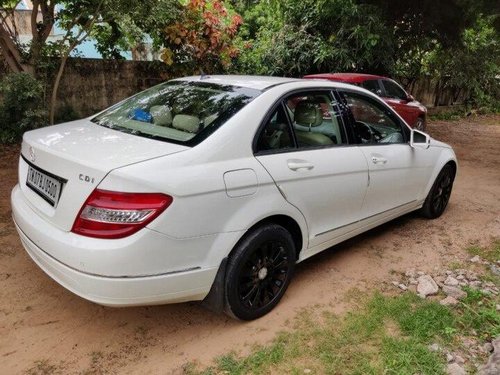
<box><xmin>355</xmin><ymin>121</ymin><xmax>382</xmax><ymax>143</ymax></box>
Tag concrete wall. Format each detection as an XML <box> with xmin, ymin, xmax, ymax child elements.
<box><xmin>54</xmin><ymin>58</ymin><xmax>174</xmax><ymax>118</ymax></box>
<box><xmin>1</xmin><ymin>57</ymin><xmax>468</xmax><ymax>120</ymax></box>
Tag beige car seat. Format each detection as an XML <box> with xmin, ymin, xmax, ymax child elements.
<box><xmin>150</xmin><ymin>105</ymin><xmax>173</xmax><ymax>127</ymax></box>
<box><xmin>293</xmin><ymin>101</ymin><xmax>333</xmax><ymax>146</ymax></box>
<box><xmin>172</xmin><ymin>114</ymin><xmax>201</xmax><ymax>133</ymax></box>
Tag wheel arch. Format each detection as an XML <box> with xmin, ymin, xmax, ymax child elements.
<box><xmin>201</xmin><ymin>214</ymin><xmax>305</xmax><ymax>314</ymax></box>
<box><xmin>243</xmin><ymin>214</ymin><xmax>304</xmax><ymax>260</ymax></box>
<box><xmin>422</xmin><ymin>151</ymin><xmax>457</xmax><ymax>201</ymax></box>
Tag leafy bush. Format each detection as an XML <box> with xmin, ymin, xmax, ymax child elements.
<box><xmin>0</xmin><ymin>73</ymin><xmax>48</xmax><ymax>144</ymax></box>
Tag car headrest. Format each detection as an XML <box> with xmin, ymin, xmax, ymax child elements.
<box><xmin>203</xmin><ymin>113</ymin><xmax>218</xmax><ymax>127</ymax></box>
<box><xmin>172</xmin><ymin>114</ymin><xmax>201</xmax><ymax>133</ymax></box>
<box><xmin>294</xmin><ymin>101</ymin><xmax>322</xmax><ymax>127</ymax></box>
<box><xmin>150</xmin><ymin>105</ymin><xmax>172</xmax><ymax>126</ymax></box>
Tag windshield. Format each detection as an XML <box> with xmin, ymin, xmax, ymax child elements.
<box><xmin>91</xmin><ymin>80</ymin><xmax>261</xmax><ymax>146</ymax></box>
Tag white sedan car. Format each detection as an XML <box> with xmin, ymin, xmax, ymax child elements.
<box><xmin>11</xmin><ymin>75</ymin><xmax>456</xmax><ymax>320</ymax></box>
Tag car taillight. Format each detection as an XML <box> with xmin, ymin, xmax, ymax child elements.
<box><xmin>71</xmin><ymin>189</ymin><xmax>173</xmax><ymax>239</ymax></box>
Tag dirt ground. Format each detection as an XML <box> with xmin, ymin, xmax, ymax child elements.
<box><xmin>1</xmin><ymin>115</ymin><xmax>499</xmax><ymax>374</ymax></box>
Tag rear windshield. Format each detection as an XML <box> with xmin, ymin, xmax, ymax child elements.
<box><xmin>91</xmin><ymin>80</ymin><xmax>261</xmax><ymax>146</ymax></box>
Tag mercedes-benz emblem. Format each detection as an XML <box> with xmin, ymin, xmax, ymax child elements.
<box><xmin>29</xmin><ymin>146</ymin><xmax>36</xmax><ymax>162</ymax></box>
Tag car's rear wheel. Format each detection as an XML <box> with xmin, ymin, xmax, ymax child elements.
<box><xmin>414</xmin><ymin>116</ymin><xmax>426</xmax><ymax>131</ymax></box>
<box><xmin>420</xmin><ymin>164</ymin><xmax>455</xmax><ymax>219</ymax></box>
<box><xmin>224</xmin><ymin>224</ymin><xmax>295</xmax><ymax>320</ymax></box>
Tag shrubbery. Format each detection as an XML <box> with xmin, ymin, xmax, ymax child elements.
<box><xmin>0</xmin><ymin>73</ymin><xmax>48</xmax><ymax>144</ymax></box>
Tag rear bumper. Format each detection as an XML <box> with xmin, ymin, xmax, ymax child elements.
<box><xmin>14</xmin><ymin>220</ymin><xmax>217</xmax><ymax>306</ymax></box>
<box><xmin>11</xmin><ymin>183</ymin><xmax>242</xmax><ymax>306</ymax></box>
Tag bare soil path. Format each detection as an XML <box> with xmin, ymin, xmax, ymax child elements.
<box><xmin>1</xmin><ymin>115</ymin><xmax>499</xmax><ymax>374</ymax></box>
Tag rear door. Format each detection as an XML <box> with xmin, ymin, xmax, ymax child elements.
<box><xmin>255</xmin><ymin>90</ymin><xmax>368</xmax><ymax>249</ymax></box>
<box><xmin>338</xmin><ymin>90</ymin><xmax>435</xmax><ymax>219</ymax></box>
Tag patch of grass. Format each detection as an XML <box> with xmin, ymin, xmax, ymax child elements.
<box><xmin>466</xmin><ymin>240</ymin><xmax>500</xmax><ymax>263</ymax></box>
<box><xmin>187</xmin><ymin>240</ymin><xmax>500</xmax><ymax>375</ymax></box>
<box><xmin>448</xmin><ymin>261</ymin><xmax>466</xmax><ymax>270</ymax></box>
<box><xmin>26</xmin><ymin>360</ymin><xmax>60</xmax><ymax>375</ymax></box>
<box><xmin>382</xmin><ymin>337</ymin><xmax>444</xmax><ymax>375</ymax></box>
<box><xmin>187</xmin><ymin>293</ymin><xmax>452</xmax><ymax>375</ymax></box>
<box><xmin>458</xmin><ymin>287</ymin><xmax>500</xmax><ymax>340</ymax></box>
<box><xmin>429</xmin><ymin>110</ymin><xmax>464</xmax><ymax>121</ymax></box>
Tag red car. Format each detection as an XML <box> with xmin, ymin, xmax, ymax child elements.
<box><xmin>303</xmin><ymin>73</ymin><xmax>427</xmax><ymax>131</ymax></box>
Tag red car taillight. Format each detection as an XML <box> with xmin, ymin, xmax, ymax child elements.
<box><xmin>71</xmin><ymin>189</ymin><xmax>173</xmax><ymax>239</ymax></box>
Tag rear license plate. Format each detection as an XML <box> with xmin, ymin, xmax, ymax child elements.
<box><xmin>26</xmin><ymin>165</ymin><xmax>64</xmax><ymax>207</ymax></box>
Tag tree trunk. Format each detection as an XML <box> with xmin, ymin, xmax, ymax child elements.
<box><xmin>29</xmin><ymin>0</ymin><xmax>55</xmax><ymax>75</ymax></box>
<box><xmin>0</xmin><ymin>25</ymin><xmax>32</xmax><ymax>74</ymax></box>
<box><xmin>49</xmin><ymin>53</ymin><xmax>69</xmax><ymax>125</ymax></box>
<box><xmin>434</xmin><ymin>80</ymin><xmax>441</xmax><ymax>107</ymax></box>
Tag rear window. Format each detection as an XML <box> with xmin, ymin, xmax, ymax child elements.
<box><xmin>91</xmin><ymin>80</ymin><xmax>261</xmax><ymax>146</ymax></box>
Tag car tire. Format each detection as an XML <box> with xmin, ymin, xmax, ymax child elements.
<box><xmin>420</xmin><ymin>164</ymin><xmax>455</xmax><ymax>219</ymax></box>
<box><xmin>224</xmin><ymin>223</ymin><xmax>296</xmax><ymax>320</ymax></box>
<box><xmin>414</xmin><ymin>116</ymin><xmax>426</xmax><ymax>131</ymax></box>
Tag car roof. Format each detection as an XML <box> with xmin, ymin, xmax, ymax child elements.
<box><xmin>175</xmin><ymin>75</ymin><xmax>301</xmax><ymax>91</ymax></box>
<box><xmin>303</xmin><ymin>73</ymin><xmax>386</xmax><ymax>83</ymax></box>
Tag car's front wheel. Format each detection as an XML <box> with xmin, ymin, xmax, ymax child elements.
<box><xmin>420</xmin><ymin>164</ymin><xmax>455</xmax><ymax>219</ymax></box>
<box><xmin>224</xmin><ymin>224</ymin><xmax>296</xmax><ymax>320</ymax></box>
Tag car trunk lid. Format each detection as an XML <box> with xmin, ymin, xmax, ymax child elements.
<box><xmin>19</xmin><ymin>119</ymin><xmax>188</xmax><ymax>231</ymax></box>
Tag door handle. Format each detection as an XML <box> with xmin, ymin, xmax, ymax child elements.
<box><xmin>371</xmin><ymin>156</ymin><xmax>387</xmax><ymax>164</ymax></box>
<box><xmin>287</xmin><ymin>160</ymin><xmax>314</xmax><ymax>171</ymax></box>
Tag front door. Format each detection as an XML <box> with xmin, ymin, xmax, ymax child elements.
<box><xmin>339</xmin><ymin>90</ymin><xmax>432</xmax><ymax>219</ymax></box>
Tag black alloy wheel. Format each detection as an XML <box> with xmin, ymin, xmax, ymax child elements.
<box><xmin>421</xmin><ymin>164</ymin><xmax>455</xmax><ymax>219</ymax></box>
<box><xmin>225</xmin><ymin>224</ymin><xmax>295</xmax><ymax>320</ymax></box>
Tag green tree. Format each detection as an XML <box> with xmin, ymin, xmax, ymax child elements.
<box><xmin>0</xmin><ymin>0</ymin><xmax>180</xmax><ymax>123</ymax></box>
<box><xmin>427</xmin><ymin>15</ymin><xmax>500</xmax><ymax>110</ymax></box>
<box><xmin>232</xmin><ymin>0</ymin><xmax>393</xmax><ymax>76</ymax></box>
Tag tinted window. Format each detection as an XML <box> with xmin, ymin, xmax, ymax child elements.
<box><xmin>92</xmin><ymin>81</ymin><xmax>260</xmax><ymax>146</ymax></box>
<box><xmin>342</xmin><ymin>91</ymin><xmax>405</xmax><ymax>144</ymax></box>
<box><xmin>285</xmin><ymin>91</ymin><xmax>345</xmax><ymax>148</ymax></box>
<box><xmin>382</xmin><ymin>80</ymin><xmax>408</xmax><ymax>100</ymax></box>
<box><xmin>361</xmin><ymin>80</ymin><xmax>382</xmax><ymax>96</ymax></box>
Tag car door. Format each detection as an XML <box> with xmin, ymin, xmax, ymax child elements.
<box><xmin>380</xmin><ymin>79</ymin><xmax>417</xmax><ymax>126</ymax></box>
<box><xmin>254</xmin><ymin>90</ymin><xmax>369</xmax><ymax>249</ymax></box>
<box><xmin>339</xmin><ymin>90</ymin><xmax>434</xmax><ymax>220</ymax></box>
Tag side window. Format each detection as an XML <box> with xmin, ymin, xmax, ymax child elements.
<box><xmin>285</xmin><ymin>91</ymin><xmax>345</xmax><ymax>149</ymax></box>
<box><xmin>361</xmin><ymin>80</ymin><xmax>382</xmax><ymax>96</ymax></box>
<box><xmin>342</xmin><ymin>91</ymin><xmax>405</xmax><ymax>145</ymax></box>
<box><xmin>255</xmin><ymin>104</ymin><xmax>294</xmax><ymax>153</ymax></box>
<box><xmin>382</xmin><ymin>80</ymin><xmax>408</xmax><ymax>100</ymax></box>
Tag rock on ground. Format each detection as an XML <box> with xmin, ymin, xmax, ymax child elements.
<box><xmin>440</xmin><ymin>296</ymin><xmax>459</xmax><ymax>306</ymax></box>
<box><xmin>479</xmin><ymin>337</ymin><xmax>500</xmax><ymax>375</ymax></box>
<box><xmin>429</xmin><ymin>343</ymin><xmax>441</xmax><ymax>352</ymax></box>
<box><xmin>444</xmin><ymin>276</ymin><xmax>459</xmax><ymax>286</ymax></box>
<box><xmin>447</xmin><ymin>363</ymin><xmax>466</xmax><ymax>375</ymax></box>
<box><xmin>417</xmin><ymin>275</ymin><xmax>439</xmax><ymax>297</ymax></box>
<box><xmin>442</xmin><ymin>285</ymin><xmax>467</xmax><ymax>300</ymax></box>
<box><xmin>469</xmin><ymin>255</ymin><xmax>481</xmax><ymax>263</ymax></box>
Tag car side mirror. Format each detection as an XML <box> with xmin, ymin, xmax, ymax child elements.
<box><xmin>410</xmin><ymin>129</ymin><xmax>430</xmax><ymax>149</ymax></box>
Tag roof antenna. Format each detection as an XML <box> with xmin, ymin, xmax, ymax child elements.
<box><xmin>200</xmin><ymin>69</ymin><xmax>208</xmax><ymax>80</ymax></box>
